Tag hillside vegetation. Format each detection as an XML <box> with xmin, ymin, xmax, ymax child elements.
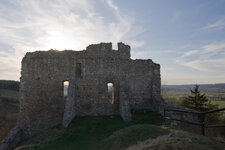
<box><xmin>0</xmin><ymin>80</ymin><xmax>19</xmax><ymax>92</ymax></box>
<box><xmin>0</xmin><ymin>80</ymin><xmax>19</xmax><ymax>142</ymax></box>
<box><xmin>17</xmin><ymin>112</ymin><xmax>225</xmax><ymax>150</ymax></box>
<box><xmin>1</xmin><ymin>81</ymin><xmax>225</xmax><ymax>149</ymax></box>
<box><xmin>18</xmin><ymin>112</ymin><xmax>167</xmax><ymax>150</ymax></box>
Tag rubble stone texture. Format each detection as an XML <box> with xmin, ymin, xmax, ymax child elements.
<box><xmin>0</xmin><ymin>42</ymin><xmax>164</xmax><ymax>150</ymax></box>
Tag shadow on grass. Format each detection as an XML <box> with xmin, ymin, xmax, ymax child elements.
<box><xmin>21</xmin><ymin>112</ymin><xmax>169</xmax><ymax>150</ymax></box>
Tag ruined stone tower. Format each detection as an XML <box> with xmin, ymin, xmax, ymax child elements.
<box><xmin>18</xmin><ymin>42</ymin><xmax>163</xmax><ymax>136</ymax></box>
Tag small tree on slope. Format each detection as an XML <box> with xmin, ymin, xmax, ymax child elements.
<box><xmin>181</xmin><ymin>84</ymin><xmax>211</xmax><ymax>111</ymax></box>
<box><xmin>182</xmin><ymin>85</ymin><xmax>223</xmax><ymax>134</ymax></box>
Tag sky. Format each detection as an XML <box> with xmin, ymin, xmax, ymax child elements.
<box><xmin>0</xmin><ymin>0</ymin><xmax>225</xmax><ymax>85</ymax></box>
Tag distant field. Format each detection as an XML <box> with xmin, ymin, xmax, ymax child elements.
<box><xmin>0</xmin><ymin>89</ymin><xmax>19</xmax><ymax>99</ymax></box>
<box><xmin>0</xmin><ymin>89</ymin><xmax>19</xmax><ymax>141</ymax></box>
<box><xmin>211</xmin><ymin>100</ymin><xmax>225</xmax><ymax>108</ymax></box>
<box><xmin>162</xmin><ymin>84</ymin><xmax>225</xmax><ymax>108</ymax></box>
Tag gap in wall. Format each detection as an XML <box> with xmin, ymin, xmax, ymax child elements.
<box><xmin>63</xmin><ymin>81</ymin><xmax>69</xmax><ymax>97</ymax></box>
<box><xmin>107</xmin><ymin>83</ymin><xmax>114</xmax><ymax>104</ymax></box>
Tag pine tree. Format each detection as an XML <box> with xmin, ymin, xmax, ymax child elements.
<box><xmin>182</xmin><ymin>85</ymin><xmax>221</xmax><ymax>125</ymax></box>
<box><xmin>181</xmin><ymin>84</ymin><xmax>208</xmax><ymax>111</ymax></box>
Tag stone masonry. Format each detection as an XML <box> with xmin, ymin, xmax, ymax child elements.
<box><xmin>0</xmin><ymin>42</ymin><xmax>163</xmax><ymax>150</ymax></box>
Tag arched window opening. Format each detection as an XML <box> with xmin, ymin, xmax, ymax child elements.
<box><xmin>107</xmin><ymin>83</ymin><xmax>114</xmax><ymax>104</ymax></box>
<box><xmin>63</xmin><ymin>81</ymin><xmax>69</xmax><ymax>97</ymax></box>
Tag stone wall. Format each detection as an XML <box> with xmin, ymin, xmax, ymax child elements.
<box><xmin>0</xmin><ymin>42</ymin><xmax>163</xmax><ymax>150</ymax></box>
<box><xmin>17</xmin><ymin>42</ymin><xmax>162</xmax><ymax>133</ymax></box>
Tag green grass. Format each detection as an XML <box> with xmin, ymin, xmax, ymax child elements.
<box><xmin>211</xmin><ymin>100</ymin><xmax>225</xmax><ymax>108</ymax></box>
<box><xmin>0</xmin><ymin>89</ymin><xmax>19</xmax><ymax>141</ymax></box>
<box><xmin>0</xmin><ymin>121</ymin><xmax>17</xmax><ymax>142</ymax></box>
<box><xmin>0</xmin><ymin>89</ymin><xmax>19</xmax><ymax>99</ymax></box>
<box><xmin>19</xmin><ymin>113</ymin><xmax>225</xmax><ymax>150</ymax></box>
<box><xmin>21</xmin><ymin>112</ymin><xmax>169</xmax><ymax>150</ymax></box>
<box><xmin>94</xmin><ymin>124</ymin><xmax>169</xmax><ymax>150</ymax></box>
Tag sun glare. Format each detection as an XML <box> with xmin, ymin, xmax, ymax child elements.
<box><xmin>45</xmin><ymin>30</ymin><xmax>82</xmax><ymax>50</ymax></box>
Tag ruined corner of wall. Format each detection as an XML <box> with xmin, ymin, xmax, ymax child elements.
<box><xmin>0</xmin><ymin>126</ymin><xmax>27</xmax><ymax>150</ymax></box>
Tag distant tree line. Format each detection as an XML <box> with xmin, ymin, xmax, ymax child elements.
<box><xmin>0</xmin><ymin>80</ymin><xmax>20</xmax><ymax>91</ymax></box>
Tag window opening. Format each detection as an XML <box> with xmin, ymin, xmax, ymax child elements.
<box><xmin>107</xmin><ymin>83</ymin><xmax>114</xmax><ymax>104</ymax></box>
<box><xmin>63</xmin><ymin>81</ymin><xmax>69</xmax><ymax>97</ymax></box>
<box><xmin>76</xmin><ymin>63</ymin><xmax>82</xmax><ymax>78</ymax></box>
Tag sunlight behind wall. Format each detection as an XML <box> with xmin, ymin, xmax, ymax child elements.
<box><xmin>44</xmin><ymin>30</ymin><xmax>82</xmax><ymax>50</ymax></box>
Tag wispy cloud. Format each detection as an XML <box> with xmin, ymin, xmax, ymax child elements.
<box><xmin>107</xmin><ymin>0</ymin><xmax>119</xmax><ymax>11</ymax></box>
<box><xmin>0</xmin><ymin>0</ymin><xmax>143</xmax><ymax>80</ymax></box>
<box><xmin>178</xmin><ymin>41</ymin><xmax>225</xmax><ymax>72</ymax></box>
<box><xmin>128</xmin><ymin>40</ymin><xmax>144</xmax><ymax>48</ymax></box>
<box><xmin>201</xmin><ymin>42</ymin><xmax>225</xmax><ymax>54</ymax></box>
<box><xmin>178</xmin><ymin>59</ymin><xmax>225</xmax><ymax>72</ymax></box>
<box><xmin>182</xmin><ymin>50</ymin><xmax>199</xmax><ymax>57</ymax></box>
<box><xmin>202</xmin><ymin>16</ymin><xmax>225</xmax><ymax>30</ymax></box>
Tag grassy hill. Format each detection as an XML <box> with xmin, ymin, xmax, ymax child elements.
<box><xmin>18</xmin><ymin>112</ymin><xmax>167</xmax><ymax>150</ymax></box>
<box><xmin>16</xmin><ymin>112</ymin><xmax>225</xmax><ymax>150</ymax></box>
<box><xmin>1</xmin><ymin>81</ymin><xmax>225</xmax><ymax>149</ymax></box>
<box><xmin>0</xmin><ymin>81</ymin><xmax>19</xmax><ymax>142</ymax></box>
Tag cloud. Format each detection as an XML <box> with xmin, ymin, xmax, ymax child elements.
<box><xmin>107</xmin><ymin>0</ymin><xmax>119</xmax><ymax>11</ymax></box>
<box><xmin>202</xmin><ymin>16</ymin><xmax>225</xmax><ymax>30</ymax></box>
<box><xmin>178</xmin><ymin>41</ymin><xmax>225</xmax><ymax>72</ymax></box>
<box><xmin>128</xmin><ymin>40</ymin><xmax>144</xmax><ymax>48</ymax></box>
<box><xmin>178</xmin><ymin>59</ymin><xmax>225</xmax><ymax>72</ymax></box>
<box><xmin>201</xmin><ymin>42</ymin><xmax>225</xmax><ymax>54</ymax></box>
<box><xmin>0</xmin><ymin>0</ymin><xmax>143</xmax><ymax>80</ymax></box>
<box><xmin>182</xmin><ymin>50</ymin><xmax>199</xmax><ymax>57</ymax></box>
<box><xmin>106</xmin><ymin>0</ymin><xmax>135</xmax><ymax>42</ymax></box>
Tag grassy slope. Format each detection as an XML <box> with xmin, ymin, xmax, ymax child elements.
<box><xmin>0</xmin><ymin>89</ymin><xmax>19</xmax><ymax>141</ymax></box>
<box><xmin>20</xmin><ymin>112</ymin><xmax>225</xmax><ymax>150</ymax></box>
<box><xmin>20</xmin><ymin>112</ymin><xmax>169</xmax><ymax>150</ymax></box>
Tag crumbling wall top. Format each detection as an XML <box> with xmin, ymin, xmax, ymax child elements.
<box><xmin>86</xmin><ymin>42</ymin><xmax>112</xmax><ymax>51</ymax></box>
<box><xmin>23</xmin><ymin>42</ymin><xmax>142</xmax><ymax>61</ymax></box>
<box><xmin>85</xmin><ymin>42</ymin><xmax>130</xmax><ymax>59</ymax></box>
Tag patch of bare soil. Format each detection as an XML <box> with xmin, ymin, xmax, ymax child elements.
<box><xmin>126</xmin><ymin>131</ymin><xmax>225</xmax><ymax>150</ymax></box>
<box><xmin>14</xmin><ymin>144</ymin><xmax>38</xmax><ymax>150</ymax></box>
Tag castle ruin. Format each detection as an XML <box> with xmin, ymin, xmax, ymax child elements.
<box><xmin>0</xmin><ymin>42</ymin><xmax>164</xmax><ymax>150</ymax></box>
